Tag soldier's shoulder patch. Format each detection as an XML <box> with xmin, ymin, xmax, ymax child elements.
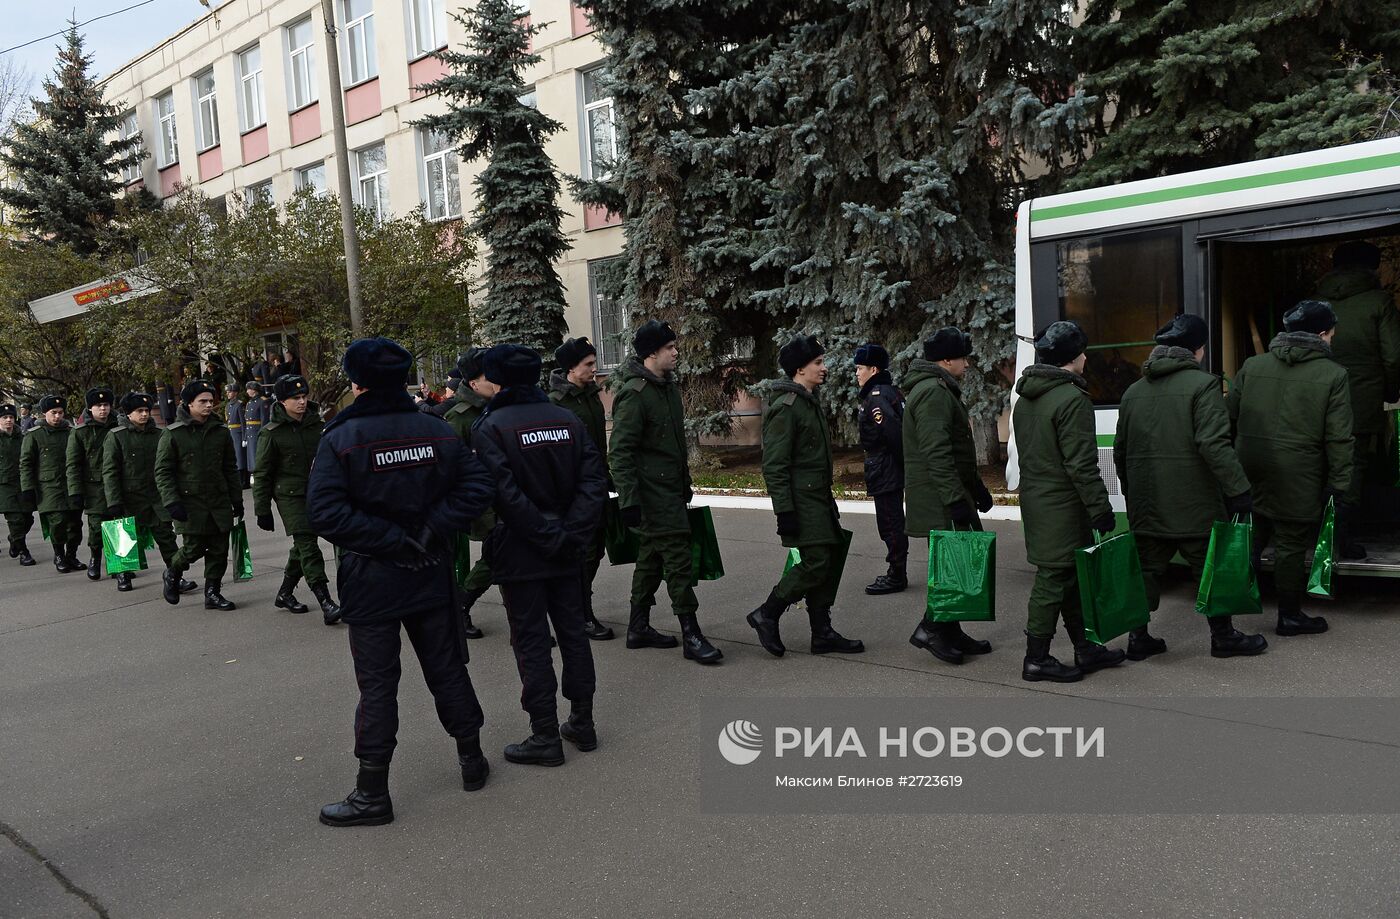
<box><xmin>623</xmin><ymin>377</ymin><xmax>647</xmax><ymax>393</ymax></box>
<box><xmin>263</xmin><ymin>420</ymin><xmax>281</xmax><ymax>433</ymax></box>
<box><xmin>776</xmin><ymin>392</ymin><xmax>798</xmax><ymax>407</ymax></box>
<box><xmin>166</xmin><ymin>421</ymin><xmax>186</xmax><ymax>431</ymax></box>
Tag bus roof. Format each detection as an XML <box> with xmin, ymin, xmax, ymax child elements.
<box><xmin>1029</xmin><ymin>135</ymin><xmax>1400</xmax><ymax>240</ymax></box>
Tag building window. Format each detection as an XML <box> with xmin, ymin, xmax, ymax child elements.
<box><xmin>155</xmin><ymin>92</ymin><xmax>178</xmax><ymax>167</ymax></box>
<box><xmin>287</xmin><ymin>17</ymin><xmax>318</xmax><ymax>110</ymax></box>
<box><xmin>355</xmin><ymin>143</ymin><xmax>390</xmax><ymax>223</ymax></box>
<box><xmin>588</xmin><ymin>257</ymin><xmax>626</xmax><ymax>368</ymax></box>
<box><xmin>238</xmin><ymin>45</ymin><xmax>265</xmax><ymax>131</ymax></box>
<box><xmin>120</xmin><ymin>111</ymin><xmax>142</xmax><ymax>182</ymax></box>
<box><xmin>245</xmin><ymin>181</ymin><xmax>273</xmax><ymax>206</ymax></box>
<box><xmin>194</xmin><ymin>70</ymin><xmax>220</xmax><ymax>151</ymax></box>
<box><xmin>295</xmin><ymin>162</ymin><xmax>327</xmax><ymax>196</ymax></box>
<box><xmin>419</xmin><ymin>128</ymin><xmax>461</xmax><ymax>221</ymax></box>
<box><xmin>408</xmin><ymin>0</ymin><xmax>446</xmax><ymax>58</ymax></box>
<box><xmin>519</xmin><ymin>88</ymin><xmax>537</xmax><ymax>109</ymax></box>
<box><xmin>342</xmin><ymin>0</ymin><xmax>378</xmax><ymax>85</ymax></box>
<box><xmin>582</xmin><ymin>68</ymin><xmax>616</xmax><ymax>180</ymax></box>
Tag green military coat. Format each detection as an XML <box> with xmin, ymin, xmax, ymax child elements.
<box><xmin>1313</xmin><ymin>268</ymin><xmax>1400</xmax><ymax>435</ymax></box>
<box><xmin>445</xmin><ymin>388</ymin><xmax>496</xmax><ymax>539</ymax></box>
<box><xmin>902</xmin><ymin>360</ymin><xmax>979</xmax><ymax>536</ymax></box>
<box><xmin>66</xmin><ymin>410</ymin><xmax>117</xmax><ymax>513</ymax></box>
<box><xmin>19</xmin><ymin>420</ymin><xmax>75</xmax><ymax>514</ymax></box>
<box><xmin>1011</xmin><ymin>365</ymin><xmax>1113</xmax><ymax>568</ymax></box>
<box><xmin>102</xmin><ymin>414</ymin><xmax>168</xmax><ymax>520</ymax></box>
<box><xmin>1</xmin><ymin>427</ymin><xmax>34</xmax><ymax>514</ymax></box>
<box><xmin>761</xmin><ymin>380</ymin><xmax>841</xmax><ymax>548</ymax></box>
<box><xmin>549</xmin><ymin>369</ymin><xmax>612</xmax><ymax>490</ymax></box>
<box><xmin>252</xmin><ymin>402</ymin><xmax>322</xmax><ymax>536</ymax></box>
<box><xmin>1114</xmin><ymin>347</ymin><xmax>1251</xmax><ymax>539</ymax></box>
<box><xmin>1227</xmin><ymin>332</ymin><xmax>1354</xmax><ymax>523</ymax></box>
<box><xmin>155</xmin><ymin>405</ymin><xmax>241</xmax><ymax>535</ymax></box>
<box><xmin>608</xmin><ymin>357</ymin><xmax>692</xmax><ymax>537</ymax></box>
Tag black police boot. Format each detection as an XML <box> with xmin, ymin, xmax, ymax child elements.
<box><xmin>311</xmin><ymin>583</ymin><xmax>342</xmax><ymax>625</ymax></box>
<box><xmin>86</xmin><ymin>552</ymin><xmax>101</xmax><ymax>581</ymax></box>
<box><xmin>625</xmin><ymin>605</ymin><xmax>679</xmax><ymax>649</ymax></box>
<box><xmin>1126</xmin><ymin>626</ymin><xmax>1167</xmax><ymax>661</ymax></box>
<box><xmin>865</xmin><ymin>568</ymin><xmax>908</xmax><ymax>595</ymax></box>
<box><xmin>116</xmin><ymin>571</ymin><xmax>133</xmax><ymax>592</ymax></box>
<box><xmin>1022</xmin><ymin>632</ymin><xmax>1083</xmax><ymax>683</ymax></box>
<box><xmin>320</xmin><ymin>760</ymin><xmax>393</xmax><ymax>827</ymax></box>
<box><xmin>204</xmin><ymin>580</ymin><xmax>237</xmax><ymax>611</ymax></box>
<box><xmin>1276</xmin><ymin>591</ymin><xmax>1327</xmax><ymax>636</ymax></box>
<box><xmin>162</xmin><ymin>567</ymin><xmax>182</xmax><ymax>605</ymax></box>
<box><xmin>910</xmin><ymin>620</ymin><xmax>964</xmax><ymax>664</ymax></box>
<box><xmin>559</xmin><ymin>701</ymin><xmax>598</xmax><ymax>752</ymax></box>
<box><xmin>504</xmin><ymin>720</ymin><xmax>566</xmax><ymax>767</ymax></box>
<box><xmin>809</xmin><ymin>606</ymin><xmax>864</xmax><ymax>654</ymax></box>
<box><xmin>949</xmin><ymin>622</ymin><xmax>992</xmax><ymax>655</ymax></box>
<box><xmin>1208</xmin><ymin>614</ymin><xmax>1269</xmax><ymax>658</ymax></box>
<box><xmin>460</xmin><ymin>587</ymin><xmax>486</xmax><ymax>640</ymax></box>
<box><xmin>582</xmin><ymin>597</ymin><xmax>615</xmax><ymax>641</ymax></box>
<box><xmin>678</xmin><ymin>613</ymin><xmax>723</xmax><ymax>664</ymax></box>
<box><xmin>16</xmin><ymin>541</ymin><xmax>35</xmax><ymax>566</ymax></box>
<box><xmin>745</xmin><ymin>590</ymin><xmax>788</xmax><ymax>657</ymax></box>
<box><xmin>274</xmin><ymin>576</ymin><xmax>309</xmax><ymax>614</ymax></box>
<box><xmin>457</xmin><ymin>735</ymin><xmax>489</xmax><ymax>792</ymax></box>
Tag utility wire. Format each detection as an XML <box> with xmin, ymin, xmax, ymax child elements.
<box><xmin>0</xmin><ymin>0</ymin><xmax>162</xmax><ymax>56</ymax></box>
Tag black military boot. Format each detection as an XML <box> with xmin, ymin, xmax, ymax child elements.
<box><xmin>910</xmin><ymin>620</ymin><xmax>964</xmax><ymax>664</ymax></box>
<box><xmin>64</xmin><ymin>544</ymin><xmax>83</xmax><ymax>572</ymax></box>
<box><xmin>162</xmin><ymin>567</ymin><xmax>182</xmax><ymax>605</ymax></box>
<box><xmin>678</xmin><ymin>612</ymin><xmax>723</xmax><ymax>664</ymax></box>
<box><xmin>116</xmin><ymin>571</ymin><xmax>133</xmax><ymax>592</ymax></box>
<box><xmin>6</xmin><ymin>540</ymin><xmax>15</xmax><ymax>558</ymax></box>
<box><xmin>745</xmin><ymin>590</ymin><xmax>788</xmax><ymax>657</ymax></box>
<box><xmin>582</xmin><ymin>600</ymin><xmax>614</xmax><ymax>641</ymax></box>
<box><xmin>1208</xmin><ymin>615</ymin><xmax>1268</xmax><ymax>658</ymax></box>
<box><xmin>809</xmin><ymin>606</ymin><xmax>864</xmax><ymax>654</ymax></box>
<box><xmin>460</xmin><ymin>586</ymin><xmax>486</xmax><ymax>639</ymax></box>
<box><xmin>311</xmin><ymin>583</ymin><xmax>342</xmax><ymax>625</ymax></box>
<box><xmin>504</xmin><ymin>720</ymin><xmax>566</xmax><ymax>767</ymax></box>
<box><xmin>204</xmin><ymin>580</ymin><xmax>237</xmax><ymax>611</ymax></box>
<box><xmin>625</xmin><ymin>605</ymin><xmax>679</xmax><ymax>649</ymax></box>
<box><xmin>274</xmin><ymin>576</ymin><xmax>309</xmax><ymax>614</ymax></box>
<box><xmin>457</xmin><ymin>735</ymin><xmax>489</xmax><ymax>791</ymax></box>
<box><xmin>865</xmin><ymin>568</ymin><xmax>908</xmax><ymax>596</ymax></box>
<box><xmin>1275</xmin><ymin>591</ymin><xmax>1327</xmax><ymax>636</ymax></box>
<box><xmin>54</xmin><ymin>553</ymin><xmax>73</xmax><ymax>574</ymax></box>
<box><xmin>86</xmin><ymin>552</ymin><xmax>102</xmax><ymax>581</ymax></box>
<box><xmin>179</xmin><ymin>577</ymin><xmax>198</xmax><ymax>593</ymax></box>
<box><xmin>559</xmin><ymin>701</ymin><xmax>598</xmax><ymax>752</ymax></box>
<box><xmin>1067</xmin><ymin>621</ymin><xmax>1127</xmax><ymax>673</ymax></box>
<box><xmin>1126</xmin><ymin>626</ymin><xmax>1167</xmax><ymax>661</ymax></box>
<box><xmin>16</xmin><ymin>541</ymin><xmax>35</xmax><ymax>566</ymax></box>
<box><xmin>949</xmin><ymin>622</ymin><xmax>992</xmax><ymax>655</ymax></box>
<box><xmin>1022</xmin><ymin>632</ymin><xmax>1083</xmax><ymax>683</ymax></box>
<box><xmin>319</xmin><ymin>760</ymin><xmax>393</xmax><ymax>827</ymax></box>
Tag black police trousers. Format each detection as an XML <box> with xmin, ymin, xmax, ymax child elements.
<box><xmin>873</xmin><ymin>489</ymin><xmax>909</xmax><ymax>572</ymax></box>
<box><xmin>500</xmin><ymin>574</ymin><xmax>596</xmax><ymax>729</ymax></box>
<box><xmin>348</xmin><ymin>605</ymin><xmax>485</xmax><ymax>763</ymax></box>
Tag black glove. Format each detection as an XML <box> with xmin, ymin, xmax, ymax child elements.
<box><xmin>106</xmin><ymin>505</ymin><xmax>126</xmax><ymax>520</ymax></box>
<box><xmin>231</xmin><ymin>504</ymin><xmax>245</xmax><ymax>519</ymax></box>
<box><xmin>775</xmin><ymin>510</ymin><xmax>800</xmax><ymax>537</ymax></box>
<box><xmin>949</xmin><ymin>499</ymin><xmax>974</xmax><ymax>526</ymax></box>
<box><xmin>256</xmin><ymin>513</ymin><xmax>275</xmax><ymax>532</ymax></box>
<box><xmin>973</xmin><ymin>480</ymin><xmax>994</xmax><ymax>514</ymax></box>
<box><xmin>390</xmin><ymin>527</ymin><xmax>440</xmax><ymax>571</ymax></box>
<box><xmin>621</xmin><ymin>504</ymin><xmax>642</xmax><ymax>529</ymax></box>
<box><xmin>166</xmin><ymin>502</ymin><xmax>189</xmax><ymax>522</ymax></box>
<box><xmin>1092</xmin><ymin>512</ymin><xmax>1116</xmax><ymax>535</ymax></box>
<box><xmin>20</xmin><ymin>490</ymin><xmax>35</xmax><ymax>506</ymax></box>
<box><xmin>1225</xmin><ymin>492</ymin><xmax>1253</xmax><ymax>516</ymax></box>
<box><xmin>69</xmin><ymin>493</ymin><xmax>84</xmax><ymax>510</ymax></box>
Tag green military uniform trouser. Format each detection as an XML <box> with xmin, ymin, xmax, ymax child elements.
<box><xmin>462</xmin><ymin>540</ymin><xmax>492</xmax><ymax>596</ymax></box>
<box><xmin>1135</xmin><ymin>535</ymin><xmax>1210</xmax><ymax>613</ymax></box>
<box><xmin>772</xmin><ymin>542</ymin><xmax>842</xmax><ymax>611</ymax></box>
<box><xmin>171</xmin><ymin>530</ymin><xmax>231</xmax><ymax>582</ymax></box>
<box><xmin>6</xmin><ymin>511</ymin><xmax>33</xmax><ymax>548</ymax></box>
<box><xmin>581</xmin><ymin>526</ymin><xmax>606</xmax><ymax>613</ymax></box>
<box><xmin>283</xmin><ymin>534</ymin><xmax>327</xmax><ymax>588</ymax></box>
<box><xmin>83</xmin><ymin>510</ymin><xmax>109</xmax><ymax>554</ymax></box>
<box><xmin>43</xmin><ymin>510</ymin><xmax>82</xmax><ymax>553</ymax></box>
<box><xmin>1026</xmin><ymin>565</ymin><xmax>1086</xmax><ymax>639</ymax></box>
<box><xmin>1254</xmin><ymin>515</ymin><xmax>1318</xmax><ymax>596</ymax></box>
<box><xmin>631</xmin><ymin>532</ymin><xmax>699</xmax><ymax>617</ymax></box>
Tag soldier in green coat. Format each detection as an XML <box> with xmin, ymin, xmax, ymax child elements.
<box><xmin>19</xmin><ymin>395</ymin><xmax>83</xmax><ymax>573</ymax></box>
<box><xmin>1011</xmin><ymin>322</ymin><xmax>1126</xmax><ymax>683</ymax></box>
<box><xmin>444</xmin><ymin>348</ymin><xmax>497</xmax><ymax>640</ymax></box>
<box><xmin>609</xmin><ymin>319</ymin><xmax>722</xmax><ymax>665</ymax></box>
<box><xmin>1114</xmin><ymin>314</ymin><xmax>1266</xmax><ymax>660</ymax></box>
<box><xmin>155</xmin><ymin>380</ymin><xmax>243</xmax><ymax>610</ymax></box>
<box><xmin>66</xmin><ymin>387</ymin><xmax>118</xmax><ymax>580</ymax></box>
<box><xmin>1</xmin><ymin>403</ymin><xmax>37</xmax><ymax>566</ymax></box>
<box><xmin>1227</xmin><ymin>300</ymin><xmax>1353</xmax><ymax>637</ymax></box>
<box><xmin>746</xmin><ymin>335</ymin><xmax>863</xmax><ymax>658</ymax></box>
<box><xmin>102</xmin><ymin>392</ymin><xmax>196</xmax><ymax>593</ymax></box>
<box><xmin>901</xmin><ymin>328</ymin><xmax>995</xmax><ymax>666</ymax></box>
<box><xmin>254</xmin><ymin>375</ymin><xmax>342</xmax><ymax>625</ymax></box>
<box><xmin>549</xmin><ymin>336</ymin><xmax>616</xmax><ymax>641</ymax></box>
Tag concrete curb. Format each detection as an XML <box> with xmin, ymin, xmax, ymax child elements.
<box><xmin>692</xmin><ymin>492</ymin><xmax>1023</xmax><ymax>521</ymax></box>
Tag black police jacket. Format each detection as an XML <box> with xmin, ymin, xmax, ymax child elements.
<box><xmin>307</xmin><ymin>388</ymin><xmax>494</xmax><ymax>624</ymax></box>
<box><xmin>471</xmin><ymin>386</ymin><xmax>609</xmax><ymax>582</ymax></box>
<box><xmin>858</xmin><ymin>371</ymin><xmax>905</xmax><ymax>496</ymax></box>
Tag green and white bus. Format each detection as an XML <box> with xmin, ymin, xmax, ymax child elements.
<box><xmin>1008</xmin><ymin>136</ymin><xmax>1400</xmax><ymax>577</ymax></box>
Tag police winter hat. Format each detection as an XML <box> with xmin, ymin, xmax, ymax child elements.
<box><xmin>853</xmin><ymin>343</ymin><xmax>890</xmax><ymax>370</ymax></box>
<box><xmin>555</xmin><ymin>336</ymin><xmax>597</xmax><ymax>371</ymax></box>
<box><xmin>119</xmin><ymin>392</ymin><xmax>154</xmax><ymax>413</ymax></box>
<box><xmin>633</xmin><ymin>319</ymin><xmax>677</xmax><ymax>359</ymax></box>
<box><xmin>456</xmin><ymin>347</ymin><xmax>487</xmax><ymax>382</ymax></box>
<box><xmin>274</xmin><ymin>374</ymin><xmax>310</xmax><ymax>400</ymax></box>
<box><xmin>343</xmin><ymin>336</ymin><xmax>414</xmax><ymax>389</ymax></box>
<box><xmin>1154</xmin><ymin>314</ymin><xmax>1208</xmax><ymax>352</ymax></box>
<box><xmin>923</xmin><ymin>327</ymin><xmax>973</xmax><ymax>362</ymax></box>
<box><xmin>1034</xmin><ymin>321</ymin><xmax>1089</xmax><ymax>366</ymax></box>
<box><xmin>484</xmin><ymin>344</ymin><xmax>543</xmax><ymax>387</ymax></box>
<box><xmin>37</xmin><ymin>395</ymin><xmax>64</xmax><ymax>413</ymax></box>
<box><xmin>0</xmin><ymin>403</ymin><xmax>15</xmax><ymax>418</ymax></box>
<box><xmin>1283</xmin><ymin>299</ymin><xmax>1338</xmax><ymax>335</ymax></box>
<box><xmin>1333</xmin><ymin>240</ymin><xmax>1381</xmax><ymax>271</ymax></box>
<box><xmin>180</xmin><ymin>380</ymin><xmax>218</xmax><ymax>404</ymax></box>
<box><xmin>85</xmin><ymin>387</ymin><xmax>114</xmax><ymax>408</ymax></box>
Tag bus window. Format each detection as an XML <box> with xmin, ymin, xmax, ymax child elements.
<box><xmin>1056</xmin><ymin>227</ymin><xmax>1182</xmax><ymax>404</ymax></box>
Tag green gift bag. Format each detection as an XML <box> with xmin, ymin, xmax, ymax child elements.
<box><xmin>925</xmin><ymin>528</ymin><xmax>997</xmax><ymax>622</ymax></box>
<box><xmin>784</xmin><ymin>528</ymin><xmax>854</xmax><ymax>594</ymax></box>
<box><xmin>1196</xmin><ymin>516</ymin><xmax>1263</xmax><ymax>616</ymax></box>
<box><xmin>230</xmin><ymin>520</ymin><xmax>254</xmax><ymax>581</ymax></box>
<box><xmin>688</xmin><ymin>506</ymin><xmax>724</xmax><ymax>581</ymax></box>
<box><xmin>1307</xmin><ymin>498</ymin><xmax>1336</xmax><ymax>598</ymax></box>
<box><xmin>604</xmin><ymin>497</ymin><xmax>640</xmax><ymax>566</ymax></box>
<box><xmin>1075</xmin><ymin>531</ymin><xmax>1150</xmax><ymax>644</ymax></box>
<box><xmin>453</xmin><ymin>532</ymin><xmax>473</xmax><ymax>588</ymax></box>
<box><xmin>100</xmin><ymin>516</ymin><xmax>149</xmax><ymax>574</ymax></box>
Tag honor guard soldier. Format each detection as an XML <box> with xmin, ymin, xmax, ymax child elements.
<box><xmin>902</xmin><ymin>328</ymin><xmax>996</xmax><ymax>665</ymax></box>
<box><xmin>66</xmin><ymin>387</ymin><xmax>118</xmax><ymax>579</ymax></box>
<box><xmin>1228</xmin><ymin>300</ymin><xmax>1354</xmax><ymax>637</ymax></box>
<box><xmin>225</xmin><ymin>383</ymin><xmax>248</xmax><ymax>489</ymax></box>
<box><xmin>548</xmin><ymin>336</ymin><xmax>616</xmax><ymax>640</ymax></box>
<box><xmin>102</xmin><ymin>392</ymin><xmax>197</xmax><ymax>594</ymax></box>
<box><xmin>254</xmin><ymin>374</ymin><xmax>341</xmax><ymax>624</ymax></box>
<box><xmin>444</xmin><ymin>348</ymin><xmax>498</xmax><ymax>639</ymax></box>
<box><xmin>1115</xmin><ymin>315</ymin><xmax>1265</xmax><ymax>658</ymax></box>
<box><xmin>854</xmin><ymin>342</ymin><xmax>908</xmax><ymax>595</ymax></box>
<box><xmin>155</xmin><ymin>380</ymin><xmax>243</xmax><ymax>610</ymax></box>
<box><xmin>20</xmin><ymin>395</ymin><xmax>83</xmax><ymax>572</ymax></box>
<box><xmin>241</xmin><ymin>381</ymin><xmax>267</xmax><ymax>483</ymax></box>
<box><xmin>747</xmin><ymin>335</ymin><xmax>864</xmax><ymax>658</ymax></box>
<box><xmin>308</xmin><ymin>337</ymin><xmax>495</xmax><ymax>827</ymax></box>
<box><xmin>1</xmin><ymin>403</ymin><xmax>37</xmax><ymax>566</ymax></box>
<box><xmin>473</xmin><ymin>344</ymin><xmax>609</xmax><ymax>765</ymax></box>
<box><xmin>1012</xmin><ymin>322</ymin><xmax>1126</xmax><ymax>682</ymax></box>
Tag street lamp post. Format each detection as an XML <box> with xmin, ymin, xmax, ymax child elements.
<box><xmin>318</xmin><ymin>0</ymin><xmax>366</xmax><ymax>335</ymax></box>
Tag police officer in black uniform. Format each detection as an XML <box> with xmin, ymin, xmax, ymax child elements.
<box><xmin>307</xmin><ymin>337</ymin><xmax>495</xmax><ymax>827</ymax></box>
<box><xmin>472</xmin><ymin>345</ymin><xmax>609</xmax><ymax>766</ymax></box>
<box><xmin>855</xmin><ymin>343</ymin><xmax>908</xmax><ymax>594</ymax></box>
